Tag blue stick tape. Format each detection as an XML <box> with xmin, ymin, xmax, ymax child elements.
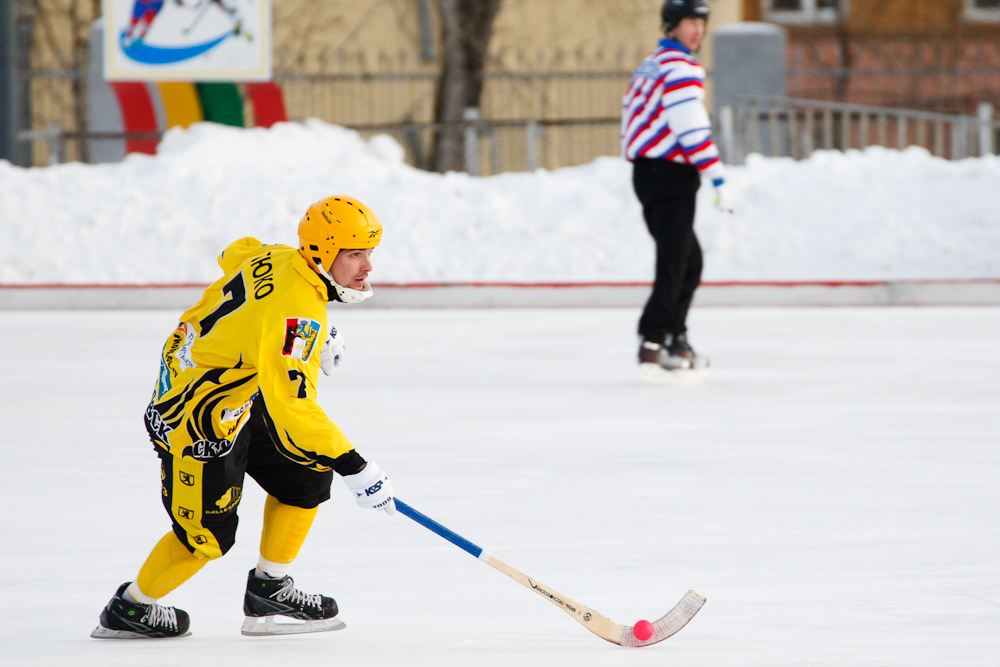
<box><xmin>395</xmin><ymin>499</ymin><xmax>485</xmax><ymax>559</ymax></box>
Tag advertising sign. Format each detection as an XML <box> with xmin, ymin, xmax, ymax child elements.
<box><xmin>104</xmin><ymin>0</ymin><xmax>271</xmax><ymax>81</ymax></box>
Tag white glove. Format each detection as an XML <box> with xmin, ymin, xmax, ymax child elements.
<box><xmin>320</xmin><ymin>326</ymin><xmax>345</xmax><ymax>376</ymax></box>
<box><xmin>342</xmin><ymin>462</ymin><xmax>396</xmax><ymax>514</ymax></box>
<box><xmin>713</xmin><ymin>181</ymin><xmax>734</xmax><ymax>214</ymax></box>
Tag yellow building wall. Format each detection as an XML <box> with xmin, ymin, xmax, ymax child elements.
<box><xmin>25</xmin><ymin>1</ymin><xmax>743</xmax><ymax>166</ymax></box>
<box><xmin>271</xmin><ymin>0</ymin><xmax>741</xmax><ymax>74</ymax></box>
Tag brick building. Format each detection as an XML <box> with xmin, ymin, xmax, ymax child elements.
<box><xmin>743</xmin><ymin>0</ymin><xmax>1000</xmax><ymax>112</ymax></box>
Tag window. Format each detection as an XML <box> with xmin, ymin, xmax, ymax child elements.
<box><xmin>965</xmin><ymin>0</ymin><xmax>1000</xmax><ymax>22</ymax></box>
<box><xmin>763</xmin><ymin>0</ymin><xmax>847</xmax><ymax>24</ymax></box>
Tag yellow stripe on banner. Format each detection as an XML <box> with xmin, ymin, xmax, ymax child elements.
<box><xmin>156</xmin><ymin>82</ymin><xmax>204</xmax><ymax>128</ymax></box>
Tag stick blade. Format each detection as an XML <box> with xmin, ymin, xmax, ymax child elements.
<box><xmin>619</xmin><ymin>590</ymin><xmax>705</xmax><ymax>647</ymax></box>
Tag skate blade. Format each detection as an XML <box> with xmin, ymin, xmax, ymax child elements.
<box><xmin>241</xmin><ymin>615</ymin><xmax>346</xmax><ymax>636</ymax></box>
<box><xmin>638</xmin><ymin>363</ymin><xmax>709</xmax><ymax>385</ymax></box>
<box><xmin>91</xmin><ymin>625</ymin><xmax>191</xmax><ymax>639</ymax></box>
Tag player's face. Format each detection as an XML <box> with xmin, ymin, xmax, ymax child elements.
<box><xmin>331</xmin><ymin>248</ymin><xmax>374</xmax><ymax>291</ymax></box>
<box><xmin>671</xmin><ymin>17</ymin><xmax>707</xmax><ymax>52</ymax></box>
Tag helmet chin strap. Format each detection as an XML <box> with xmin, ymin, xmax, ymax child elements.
<box><xmin>317</xmin><ymin>263</ymin><xmax>374</xmax><ymax>304</ymax></box>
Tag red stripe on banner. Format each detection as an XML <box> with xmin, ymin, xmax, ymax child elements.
<box><xmin>247</xmin><ymin>82</ymin><xmax>288</xmax><ymax>128</ymax></box>
<box><xmin>108</xmin><ymin>82</ymin><xmax>160</xmax><ymax>155</ymax></box>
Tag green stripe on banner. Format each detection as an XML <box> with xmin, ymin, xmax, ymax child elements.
<box><xmin>194</xmin><ymin>83</ymin><xmax>244</xmax><ymax>127</ymax></box>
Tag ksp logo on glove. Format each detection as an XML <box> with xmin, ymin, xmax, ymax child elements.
<box><xmin>343</xmin><ymin>463</ymin><xmax>396</xmax><ymax>515</ymax></box>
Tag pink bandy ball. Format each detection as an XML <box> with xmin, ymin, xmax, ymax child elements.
<box><xmin>633</xmin><ymin>619</ymin><xmax>654</xmax><ymax>641</ymax></box>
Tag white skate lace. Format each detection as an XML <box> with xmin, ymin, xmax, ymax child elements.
<box><xmin>142</xmin><ymin>603</ymin><xmax>179</xmax><ymax>629</ymax></box>
<box><xmin>271</xmin><ymin>578</ymin><xmax>323</xmax><ymax>610</ymax></box>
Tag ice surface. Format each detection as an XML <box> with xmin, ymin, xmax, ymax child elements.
<box><xmin>1</xmin><ymin>306</ymin><xmax>998</xmax><ymax>665</ymax></box>
<box><xmin>2</xmin><ymin>121</ymin><xmax>999</xmax><ymax>284</ymax></box>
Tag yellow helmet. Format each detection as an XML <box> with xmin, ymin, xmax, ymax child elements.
<box><xmin>298</xmin><ymin>196</ymin><xmax>382</xmax><ymax>274</ymax></box>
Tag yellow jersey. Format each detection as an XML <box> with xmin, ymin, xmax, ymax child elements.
<box><xmin>145</xmin><ymin>237</ymin><xmax>355</xmax><ymax>472</ymax></box>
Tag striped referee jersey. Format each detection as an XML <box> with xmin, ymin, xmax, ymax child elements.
<box><xmin>621</xmin><ymin>38</ymin><xmax>725</xmax><ymax>187</ymax></box>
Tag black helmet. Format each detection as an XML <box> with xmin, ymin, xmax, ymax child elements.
<box><xmin>661</xmin><ymin>0</ymin><xmax>711</xmax><ymax>32</ymax></box>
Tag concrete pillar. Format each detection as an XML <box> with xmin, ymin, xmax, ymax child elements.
<box><xmin>700</xmin><ymin>0</ymin><xmax>743</xmax><ymax>111</ymax></box>
<box><xmin>0</xmin><ymin>0</ymin><xmax>13</xmax><ymax>163</ymax></box>
<box><xmin>87</xmin><ymin>19</ymin><xmax>127</xmax><ymax>163</ymax></box>
<box><xmin>0</xmin><ymin>0</ymin><xmax>30</xmax><ymax>166</ymax></box>
<box><xmin>711</xmin><ymin>22</ymin><xmax>787</xmax><ymax>114</ymax></box>
<box><xmin>463</xmin><ymin>107</ymin><xmax>479</xmax><ymax>176</ymax></box>
<box><xmin>712</xmin><ymin>22</ymin><xmax>787</xmax><ymax>160</ymax></box>
<box><xmin>979</xmin><ymin>102</ymin><xmax>995</xmax><ymax>156</ymax></box>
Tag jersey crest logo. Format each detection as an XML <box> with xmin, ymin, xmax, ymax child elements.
<box><xmin>281</xmin><ymin>317</ymin><xmax>322</xmax><ymax>362</ymax></box>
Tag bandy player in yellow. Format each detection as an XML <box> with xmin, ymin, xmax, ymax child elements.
<box><xmin>92</xmin><ymin>196</ymin><xmax>396</xmax><ymax>639</ymax></box>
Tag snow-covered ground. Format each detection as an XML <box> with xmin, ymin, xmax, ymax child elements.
<box><xmin>2</xmin><ymin>306</ymin><xmax>998</xmax><ymax>666</ymax></box>
<box><xmin>1</xmin><ymin>120</ymin><xmax>999</xmax><ymax>285</ymax></box>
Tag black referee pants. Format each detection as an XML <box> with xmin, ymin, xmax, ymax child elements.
<box><xmin>632</xmin><ymin>157</ymin><xmax>703</xmax><ymax>342</ymax></box>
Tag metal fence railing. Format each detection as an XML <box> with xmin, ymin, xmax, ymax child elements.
<box><xmin>717</xmin><ymin>96</ymin><xmax>1000</xmax><ymax>165</ymax></box>
<box><xmin>15</xmin><ymin>68</ymin><xmax>633</xmax><ymax>168</ymax></box>
<box><xmin>24</xmin><ymin>96</ymin><xmax>1000</xmax><ymax>173</ymax></box>
<box><xmin>365</xmin><ymin>117</ymin><xmax>622</xmax><ymax>175</ymax></box>
<box><xmin>18</xmin><ymin>117</ymin><xmax>624</xmax><ymax>175</ymax></box>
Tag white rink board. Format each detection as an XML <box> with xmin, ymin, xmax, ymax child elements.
<box><xmin>2</xmin><ymin>279</ymin><xmax>999</xmax><ymax>309</ymax></box>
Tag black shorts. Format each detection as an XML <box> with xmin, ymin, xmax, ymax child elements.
<box><xmin>156</xmin><ymin>400</ymin><xmax>334</xmax><ymax>558</ymax></box>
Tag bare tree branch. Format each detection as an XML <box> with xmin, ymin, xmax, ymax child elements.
<box><xmin>430</xmin><ymin>0</ymin><xmax>501</xmax><ymax>173</ymax></box>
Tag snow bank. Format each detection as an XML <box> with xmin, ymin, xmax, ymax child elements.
<box><xmin>1</xmin><ymin>120</ymin><xmax>998</xmax><ymax>284</ymax></box>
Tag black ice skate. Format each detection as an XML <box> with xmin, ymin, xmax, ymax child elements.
<box><xmin>638</xmin><ymin>334</ymin><xmax>709</xmax><ymax>384</ymax></box>
<box><xmin>242</xmin><ymin>569</ymin><xmax>345</xmax><ymax>636</ymax></box>
<box><xmin>91</xmin><ymin>582</ymin><xmax>191</xmax><ymax>639</ymax></box>
<box><xmin>667</xmin><ymin>334</ymin><xmax>709</xmax><ymax>370</ymax></box>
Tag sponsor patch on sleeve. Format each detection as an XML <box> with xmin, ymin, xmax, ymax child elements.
<box><xmin>281</xmin><ymin>317</ymin><xmax>322</xmax><ymax>362</ymax></box>
<box><xmin>157</xmin><ymin>322</ymin><xmax>198</xmax><ymax>399</ymax></box>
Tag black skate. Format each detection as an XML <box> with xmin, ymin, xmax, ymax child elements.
<box><xmin>667</xmin><ymin>333</ymin><xmax>709</xmax><ymax>370</ymax></box>
<box><xmin>638</xmin><ymin>334</ymin><xmax>709</xmax><ymax>384</ymax></box>
<box><xmin>242</xmin><ymin>569</ymin><xmax>345</xmax><ymax>636</ymax></box>
<box><xmin>91</xmin><ymin>582</ymin><xmax>191</xmax><ymax>639</ymax></box>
